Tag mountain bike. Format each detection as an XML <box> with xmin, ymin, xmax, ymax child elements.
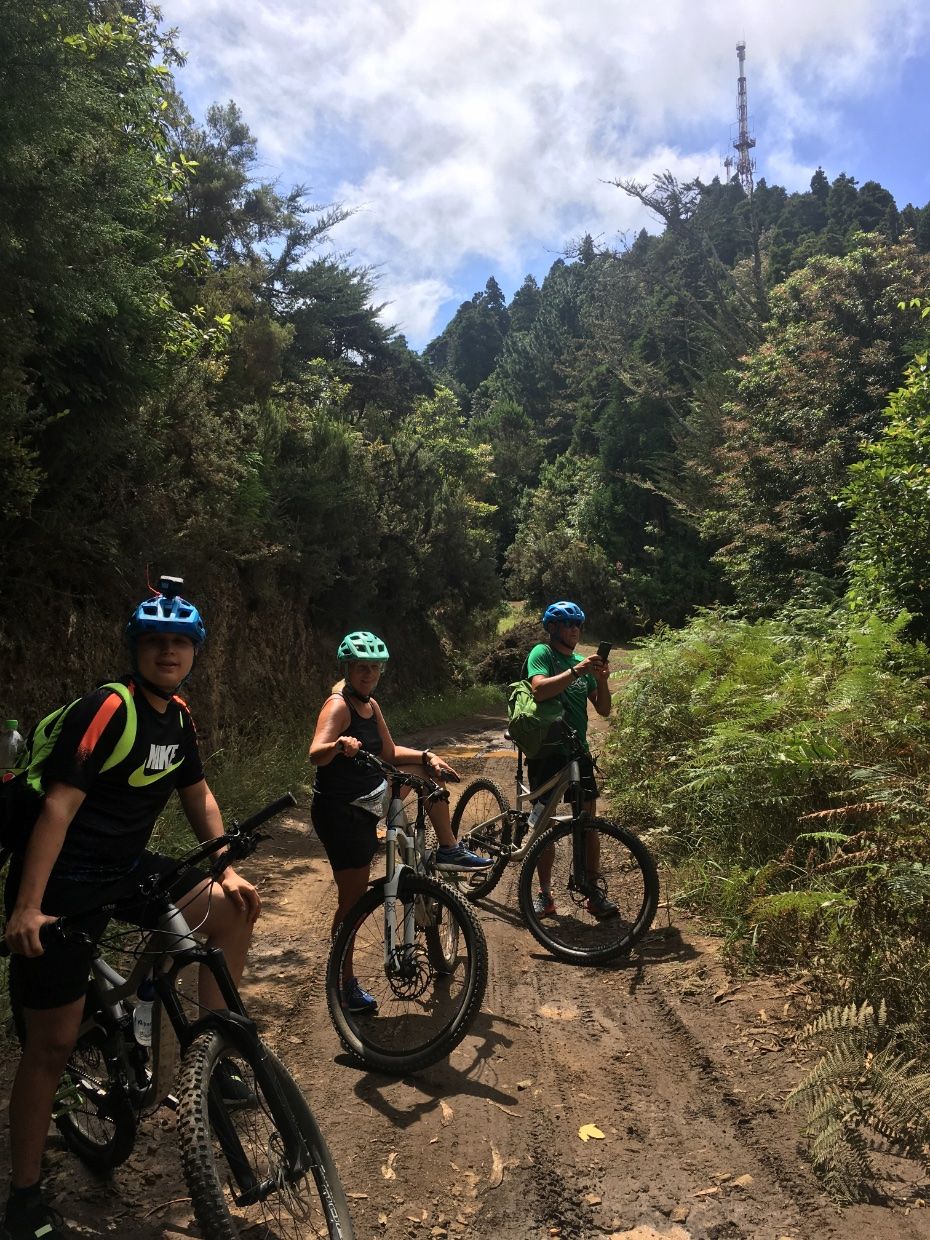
<box><xmin>1</xmin><ymin>796</ymin><xmax>354</xmax><ymax>1240</ymax></box>
<box><xmin>450</xmin><ymin>729</ymin><xmax>659</xmax><ymax>965</ymax></box>
<box><xmin>325</xmin><ymin>753</ymin><xmax>488</xmax><ymax>1073</ymax></box>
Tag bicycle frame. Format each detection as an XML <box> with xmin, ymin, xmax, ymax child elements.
<box><xmin>459</xmin><ymin>735</ymin><xmax>604</xmax><ymax>897</ymax></box>
<box><xmin>459</xmin><ymin>754</ymin><xmax>578</xmax><ymax>863</ymax></box>
<box><xmin>49</xmin><ymin>794</ymin><xmax>316</xmax><ymax>1202</ymax></box>
<box><xmin>506</xmin><ymin>753</ymin><xmax>580</xmax><ymax>861</ymax></box>
<box><xmin>78</xmin><ymin>900</ymin><xmax>247</xmax><ymax>1085</ymax></box>
<box><xmin>380</xmin><ymin>770</ymin><xmax>438</xmax><ymax>974</ymax></box>
<box><xmin>75</xmin><ymin>897</ymin><xmax>316</xmax><ymax>1204</ymax></box>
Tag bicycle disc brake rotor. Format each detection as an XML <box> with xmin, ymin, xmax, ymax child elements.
<box><xmin>266</xmin><ymin>1131</ymin><xmax>317</xmax><ymax>1221</ymax></box>
<box><xmin>385</xmin><ymin>942</ymin><xmax>432</xmax><ymax>999</ymax></box>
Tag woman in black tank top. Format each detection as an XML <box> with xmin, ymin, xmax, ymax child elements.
<box><xmin>308</xmin><ymin>631</ymin><xmax>492</xmax><ymax>1013</ymax></box>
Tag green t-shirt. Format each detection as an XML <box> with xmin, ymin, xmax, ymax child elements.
<box><xmin>525</xmin><ymin>643</ymin><xmax>595</xmax><ymax>751</ymax></box>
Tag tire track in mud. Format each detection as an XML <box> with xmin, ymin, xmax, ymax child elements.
<box><xmin>8</xmin><ymin>705</ymin><xmax>930</xmax><ymax>1239</ymax></box>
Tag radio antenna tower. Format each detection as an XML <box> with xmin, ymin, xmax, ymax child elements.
<box><xmin>725</xmin><ymin>40</ymin><xmax>756</xmax><ymax>195</ymax></box>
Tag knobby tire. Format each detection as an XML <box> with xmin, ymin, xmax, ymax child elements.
<box><xmin>326</xmin><ymin>872</ymin><xmax>488</xmax><ymax>1073</ymax></box>
<box><xmin>517</xmin><ymin>816</ymin><xmax>659</xmax><ymax>964</ymax></box>
<box><xmin>177</xmin><ymin>1028</ymin><xmax>354</xmax><ymax>1239</ymax></box>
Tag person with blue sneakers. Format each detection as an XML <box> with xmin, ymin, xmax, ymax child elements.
<box><xmin>2</xmin><ymin>579</ymin><xmax>260</xmax><ymax>1240</ymax></box>
<box><xmin>309</xmin><ymin>631</ymin><xmax>491</xmax><ymax>1014</ymax></box>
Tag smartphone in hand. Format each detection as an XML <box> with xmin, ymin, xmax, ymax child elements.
<box><xmin>596</xmin><ymin>640</ymin><xmax>612</xmax><ymax>663</ymax></box>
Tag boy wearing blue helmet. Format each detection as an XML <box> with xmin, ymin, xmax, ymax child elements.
<box><xmin>2</xmin><ymin>578</ymin><xmax>259</xmax><ymax>1240</ymax></box>
<box><xmin>525</xmin><ymin>601</ymin><xmax>613</xmax><ymax>918</ymax></box>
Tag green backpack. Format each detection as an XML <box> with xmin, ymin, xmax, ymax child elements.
<box><xmin>506</xmin><ymin>676</ymin><xmax>566</xmax><ymax>759</ymax></box>
<box><xmin>0</xmin><ymin>682</ymin><xmax>136</xmax><ymax>853</ymax></box>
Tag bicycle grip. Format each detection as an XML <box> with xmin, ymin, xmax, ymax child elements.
<box><xmin>237</xmin><ymin>793</ymin><xmax>298</xmax><ymax>835</ymax></box>
<box><xmin>0</xmin><ymin>919</ymin><xmax>64</xmax><ymax>958</ymax></box>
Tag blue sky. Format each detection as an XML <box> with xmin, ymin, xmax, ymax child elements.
<box><xmin>157</xmin><ymin>0</ymin><xmax>930</xmax><ymax>351</ymax></box>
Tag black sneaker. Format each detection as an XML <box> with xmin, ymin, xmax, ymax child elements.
<box><xmin>3</xmin><ymin>1191</ymin><xmax>66</xmax><ymax>1240</ymax></box>
<box><xmin>214</xmin><ymin>1060</ymin><xmax>258</xmax><ymax>1110</ymax></box>
<box><xmin>585</xmin><ymin>888</ymin><xmax>619</xmax><ymax>920</ymax></box>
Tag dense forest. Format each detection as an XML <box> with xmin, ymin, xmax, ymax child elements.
<box><xmin>4</xmin><ymin>2</ymin><xmax>930</xmax><ymax>735</ymax></box>
<box><xmin>6</xmin><ymin>0</ymin><xmax>930</xmax><ymax>1202</ymax></box>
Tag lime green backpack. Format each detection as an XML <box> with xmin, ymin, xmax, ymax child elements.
<box><xmin>506</xmin><ymin>676</ymin><xmax>566</xmax><ymax>759</ymax></box>
<box><xmin>0</xmin><ymin>682</ymin><xmax>136</xmax><ymax>853</ymax></box>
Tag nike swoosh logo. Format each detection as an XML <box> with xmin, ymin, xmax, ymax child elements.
<box><xmin>128</xmin><ymin>759</ymin><xmax>185</xmax><ymax>787</ymax></box>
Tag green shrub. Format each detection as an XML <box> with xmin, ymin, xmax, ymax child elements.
<box><xmin>602</xmin><ymin>605</ymin><xmax>930</xmax><ymax>1006</ymax></box>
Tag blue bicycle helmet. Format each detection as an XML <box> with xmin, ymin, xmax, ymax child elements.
<box><xmin>542</xmin><ymin>601</ymin><xmax>586</xmax><ymax>630</ymax></box>
<box><xmin>126</xmin><ymin>577</ymin><xmax>207</xmax><ymax>648</ymax></box>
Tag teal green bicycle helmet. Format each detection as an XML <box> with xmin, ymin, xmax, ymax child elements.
<box><xmin>338</xmin><ymin>631</ymin><xmax>390</xmax><ymax>663</ymax></box>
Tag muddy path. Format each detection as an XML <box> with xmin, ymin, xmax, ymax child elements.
<box><xmin>5</xmin><ymin>655</ymin><xmax>930</xmax><ymax>1239</ymax></box>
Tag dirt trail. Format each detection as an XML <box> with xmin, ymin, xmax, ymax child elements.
<box><xmin>5</xmin><ymin>651</ymin><xmax>930</xmax><ymax>1239</ymax></box>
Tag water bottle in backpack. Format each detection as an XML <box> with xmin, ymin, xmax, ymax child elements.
<box><xmin>0</xmin><ymin>720</ymin><xmax>24</xmax><ymax>773</ymax></box>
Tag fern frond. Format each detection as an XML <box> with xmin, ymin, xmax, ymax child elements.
<box><xmin>790</xmin><ymin>1003</ymin><xmax>930</xmax><ymax>1201</ymax></box>
<box><xmin>799</xmin><ymin>999</ymin><xmax>883</xmax><ymax>1042</ymax></box>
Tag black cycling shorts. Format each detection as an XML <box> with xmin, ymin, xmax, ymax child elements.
<box><xmin>4</xmin><ymin>851</ymin><xmax>207</xmax><ymax>1012</ymax></box>
<box><xmin>310</xmin><ymin>796</ymin><xmax>380</xmax><ymax>872</ymax></box>
<box><xmin>526</xmin><ymin>750</ymin><xmax>600</xmax><ymax>806</ymax></box>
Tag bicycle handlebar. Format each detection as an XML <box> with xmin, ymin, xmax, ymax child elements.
<box><xmin>0</xmin><ymin>792</ymin><xmax>298</xmax><ymax>957</ymax></box>
<box><xmin>352</xmin><ymin>750</ymin><xmax>456</xmax><ymax>799</ymax></box>
<box><xmin>234</xmin><ymin>793</ymin><xmax>299</xmax><ymax>838</ymax></box>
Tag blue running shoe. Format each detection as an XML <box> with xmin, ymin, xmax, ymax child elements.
<box><xmin>343</xmin><ymin>977</ymin><xmax>378</xmax><ymax>1014</ymax></box>
<box><xmin>435</xmin><ymin>843</ymin><xmax>494</xmax><ymax>871</ymax></box>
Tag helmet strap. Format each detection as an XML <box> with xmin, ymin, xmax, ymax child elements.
<box><xmin>128</xmin><ymin>649</ymin><xmax>193</xmax><ymax>701</ymax></box>
<box><xmin>131</xmin><ymin>672</ymin><xmax>177</xmax><ymax>702</ymax></box>
<box><xmin>343</xmin><ymin>685</ymin><xmax>371</xmax><ymax>705</ymax></box>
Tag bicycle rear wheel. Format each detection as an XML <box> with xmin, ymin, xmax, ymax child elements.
<box><xmin>425</xmin><ymin>893</ymin><xmax>460</xmax><ymax>974</ymax></box>
<box><xmin>178</xmin><ymin>1029</ymin><xmax>354</xmax><ymax>1239</ymax></box>
<box><xmin>326</xmin><ymin>873</ymin><xmax>488</xmax><ymax>1073</ymax></box>
<box><xmin>517</xmin><ymin>816</ymin><xmax>659</xmax><ymax>965</ymax></box>
<box><xmin>449</xmin><ymin>777</ymin><xmax>512</xmax><ymax>901</ymax></box>
<box><xmin>54</xmin><ymin>1024</ymin><xmax>138</xmax><ymax>1171</ymax></box>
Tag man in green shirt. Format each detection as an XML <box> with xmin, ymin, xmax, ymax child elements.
<box><xmin>526</xmin><ymin>600</ymin><xmax>613</xmax><ymax>918</ymax></box>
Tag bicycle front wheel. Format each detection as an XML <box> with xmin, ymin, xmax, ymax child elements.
<box><xmin>326</xmin><ymin>873</ymin><xmax>488</xmax><ymax>1073</ymax></box>
<box><xmin>178</xmin><ymin>1030</ymin><xmax>354</xmax><ymax>1239</ymax></box>
<box><xmin>517</xmin><ymin>816</ymin><xmax>659</xmax><ymax>964</ymax></box>
<box><xmin>54</xmin><ymin>1024</ymin><xmax>138</xmax><ymax>1171</ymax></box>
<box><xmin>450</xmin><ymin>777</ymin><xmax>512</xmax><ymax>901</ymax></box>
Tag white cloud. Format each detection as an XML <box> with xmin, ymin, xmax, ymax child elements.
<box><xmin>158</xmin><ymin>0</ymin><xmax>929</xmax><ymax>345</ymax></box>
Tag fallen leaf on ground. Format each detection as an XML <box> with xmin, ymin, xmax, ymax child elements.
<box><xmin>578</xmin><ymin>1123</ymin><xmax>605</xmax><ymax>1142</ymax></box>
<box><xmin>440</xmin><ymin>1100</ymin><xmax>454</xmax><ymax>1127</ymax></box>
<box><xmin>714</xmin><ymin>986</ymin><xmax>740</xmax><ymax>1001</ymax></box>
<box><xmin>381</xmin><ymin>1152</ymin><xmax>397</xmax><ymax>1181</ymax></box>
<box><xmin>730</xmin><ymin>1173</ymin><xmax>754</xmax><ymax>1188</ymax></box>
<box><xmin>488</xmin><ymin>1146</ymin><xmax>504</xmax><ymax>1188</ymax></box>
<box><xmin>488</xmin><ymin>1099</ymin><xmax>521</xmax><ymax>1117</ymax></box>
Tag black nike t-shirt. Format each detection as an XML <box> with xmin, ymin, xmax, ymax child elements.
<box><xmin>44</xmin><ymin>678</ymin><xmax>205</xmax><ymax>879</ymax></box>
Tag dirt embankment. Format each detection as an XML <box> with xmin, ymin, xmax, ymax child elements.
<box><xmin>5</xmin><ymin>650</ymin><xmax>930</xmax><ymax>1239</ymax></box>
